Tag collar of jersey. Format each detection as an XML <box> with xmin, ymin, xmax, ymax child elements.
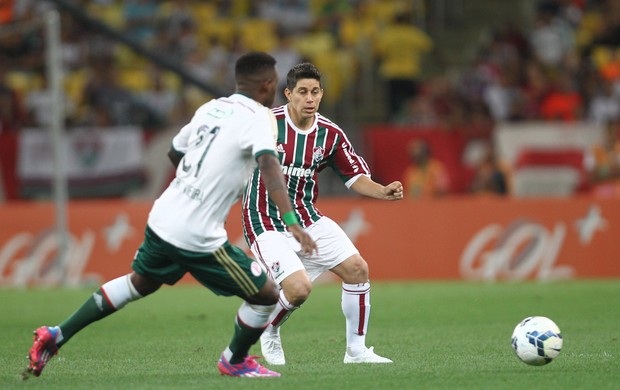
<box><xmin>284</xmin><ymin>104</ymin><xmax>317</xmax><ymax>134</ymax></box>
<box><xmin>234</xmin><ymin>91</ymin><xmax>251</xmax><ymax>99</ymax></box>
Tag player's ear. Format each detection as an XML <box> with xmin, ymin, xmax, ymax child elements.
<box><xmin>261</xmin><ymin>77</ymin><xmax>275</xmax><ymax>91</ymax></box>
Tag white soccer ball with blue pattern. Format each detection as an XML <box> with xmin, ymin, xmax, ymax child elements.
<box><xmin>511</xmin><ymin>316</ymin><xmax>563</xmax><ymax>365</ymax></box>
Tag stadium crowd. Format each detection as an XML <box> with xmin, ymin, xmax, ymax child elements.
<box><xmin>0</xmin><ymin>0</ymin><xmax>619</xmax><ymax>197</ymax></box>
<box><xmin>1</xmin><ymin>0</ymin><xmax>429</xmax><ymax>130</ymax></box>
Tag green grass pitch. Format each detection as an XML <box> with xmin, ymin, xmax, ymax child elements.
<box><xmin>1</xmin><ymin>280</ymin><xmax>619</xmax><ymax>389</ymax></box>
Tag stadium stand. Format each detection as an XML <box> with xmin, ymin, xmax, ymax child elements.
<box><xmin>1</xmin><ymin>0</ymin><xmax>620</xmax><ymax>199</ymax></box>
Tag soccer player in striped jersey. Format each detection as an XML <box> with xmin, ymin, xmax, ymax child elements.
<box><xmin>23</xmin><ymin>52</ymin><xmax>316</xmax><ymax>379</ymax></box>
<box><xmin>242</xmin><ymin>63</ymin><xmax>403</xmax><ymax>365</ymax></box>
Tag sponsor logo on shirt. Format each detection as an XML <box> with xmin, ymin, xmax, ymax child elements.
<box><xmin>341</xmin><ymin>142</ymin><xmax>359</xmax><ymax>173</ymax></box>
<box><xmin>281</xmin><ymin>165</ymin><xmax>314</xmax><ymax>178</ymax></box>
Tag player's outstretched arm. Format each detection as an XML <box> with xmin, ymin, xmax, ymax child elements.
<box><xmin>350</xmin><ymin>175</ymin><xmax>404</xmax><ymax>201</ymax></box>
<box><xmin>257</xmin><ymin>153</ymin><xmax>318</xmax><ymax>255</ymax></box>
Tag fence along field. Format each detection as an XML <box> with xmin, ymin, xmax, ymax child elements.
<box><xmin>0</xmin><ymin>195</ymin><xmax>618</xmax><ymax>287</ymax></box>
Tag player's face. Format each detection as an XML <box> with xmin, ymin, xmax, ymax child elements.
<box><xmin>285</xmin><ymin>78</ymin><xmax>323</xmax><ymax>123</ymax></box>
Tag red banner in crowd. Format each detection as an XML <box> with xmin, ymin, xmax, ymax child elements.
<box><xmin>0</xmin><ymin>196</ymin><xmax>618</xmax><ymax>287</ymax></box>
<box><xmin>363</xmin><ymin>127</ymin><xmax>473</xmax><ymax>193</ymax></box>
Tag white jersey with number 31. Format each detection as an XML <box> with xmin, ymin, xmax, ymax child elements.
<box><xmin>148</xmin><ymin>93</ymin><xmax>277</xmax><ymax>252</ymax></box>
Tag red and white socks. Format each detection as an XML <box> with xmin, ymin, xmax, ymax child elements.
<box><xmin>341</xmin><ymin>281</ymin><xmax>371</xmax><ymax>356</ymax></box>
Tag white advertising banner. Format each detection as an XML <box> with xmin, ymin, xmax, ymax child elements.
<box><xmin>18</xmin><ymin>126</ymin><xmax>145</xmax><ymax>197</ymax></box>
<box><xmin>494</xmin><ymin>121</ymin><xmax>604</xmax><ymax>165</ymax></box>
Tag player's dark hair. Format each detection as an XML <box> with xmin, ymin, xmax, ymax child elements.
<box><xmin>286</xmin><ymin>62</ymin><xmax>322</xmax><ymax>90</ymax></box>
<box><xmin>235</xmin><ymin>51</ymin><xmax>276</xmax><ymax>82</ymax></box>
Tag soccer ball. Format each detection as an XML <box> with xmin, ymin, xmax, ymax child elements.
<box><xmin>511</xmin><ymin>316</ymin><xmax>563</xmax><ymax>366</ymax></box>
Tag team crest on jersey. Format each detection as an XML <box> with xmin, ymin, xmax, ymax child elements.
<box><xmin>251</xmin><ymin>261</ymin><xmax>263</xmax><ymax>277</ymax></box>
<box><xmin>312</xmin><ymin>146</ymin><xmax>325</xmax><ymax>162</ymax></box>
<box><xmin>271</xmin><ymin>261</ymin><xmax>281</xmax><ymax>273</ymax></box>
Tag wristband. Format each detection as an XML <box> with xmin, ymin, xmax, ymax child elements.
<box><xmin>282</xmin><ymin>211</ymin><xmax>299</xmax><ymax>227</ymax></box>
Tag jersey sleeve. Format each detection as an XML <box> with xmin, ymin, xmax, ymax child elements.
<box><xmin>171</xmin><ymin>117</ymin><xmax>195</xmax><ymax>155</ymax></box>
<box><xmin>329</xmin><ymin>134</ymin><xmax>371</xmax><ymax>187</ymax></box>
<box><xmin>240</xmin><ymin>108</ymin><xmax>277</xmax><ymax>159</ymax></box>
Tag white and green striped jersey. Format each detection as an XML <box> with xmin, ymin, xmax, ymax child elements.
<box><xmin>148</xmin><ymin>93</ymin><xmax>277</xmax><ymax>252</ymax></box>
<box><xmin>242</xmin><ymin>104</ymin><xmax>370</xmax><ymax>245</ymax></box>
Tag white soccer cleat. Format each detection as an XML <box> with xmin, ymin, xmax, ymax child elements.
<box><xmin>343</xmin><ymin>346</ymin><xmax>393</xmax><ymax>364</ymax></box>
<box><xmin>260</xmin><ymin>327</ymin><xmax>286</xmax><ymax>365</ymax></box>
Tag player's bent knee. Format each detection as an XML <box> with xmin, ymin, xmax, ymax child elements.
<box><xmin>129</xmin><ymin>272</ymin><xmax>162</xmax><ymax>296</ymax></box>
<box><xmin>250</xmin><ymin>278</ymin><xmax>279</xmax><ymax>305</ymax></box>
<box><xmin>279</xmin><ymin>270</ymin><xmax>312</xmax><ymax>306</ymax></box>
<box><xmin>283</xmin><ymin>281</ymin><xmax>312</xmax><ymax>306</ymax></box>
<box><xmin>333</xmin><ymin>255</ymin><xmax>369</xmax><ymax>284</ymax></box>
<box><xmin>353</xmin><ymin>259</ymin><xmax>370</xmax><ymax>281</ymax></box>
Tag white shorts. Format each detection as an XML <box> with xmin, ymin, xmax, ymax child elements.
<box><xmin>250</xmin><ymin>216</ymin><xmax>359</xmax><ymax>284</ymax></box>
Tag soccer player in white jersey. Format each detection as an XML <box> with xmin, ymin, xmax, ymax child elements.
<box><xmin>242</xmin><ymin>63</ymin><xmax>404</xmax><ymax>365</ymax></box>
<box><xmin>23</xmin><ymin>52</ymin><xmax>316</xmax><ymax>379</ymax></box>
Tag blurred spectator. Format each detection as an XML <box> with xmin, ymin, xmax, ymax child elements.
<box><xmin>0</xmin><ymin>0</ymin><xmax>16</xmax><ymax>24</ymax></box>
<box><xmin>483</xmin><ymin>67</ymin><xmax>523</xmax><ymax>122</ymax></box>
<box><xmin>313</xmin><ymin>0</ymin><xmax>353</xmax><ymax>36</ymax></box>
<box><xmin>469</xmin><ymin>141</ymin><xmax>511</xmax><ymax>196</ymax></box>
<box><xmin>238</xmin><ymin>17</ymin><xmax>278</xmax><ymax>52</ymax></box>
<box><xmin>293</xmin><ymin>20</ymin><xmax>357</xmax><ymax>108</ymax></box>
<box><xmin>588</xmin><ymin>75</ymin><xmax>620</xmax><ymax>124</ymax></box>
<box><xmin>24</xmin><ymin>74</ymin><xmax>75</xmax><ymax>128</ymax></box>
<box><xmin>462</xmin><ymin>100</ymin><xmax>495</xmax><ymax>140</ymax></box>
<box><xmin>520</xmin><ymin>59</ymin><xmax>552</xmax><ymax>120</ymax></box>
<box><xmin>294</xmin><ymin>20</ymin><xmax>336</xmax><ymax>64</ymax></box>
<box><xmin>168</xmin><ymin>18</ymin><xmax>198</xmax><ymax>63</ymax></box>
<box><xmin>529</xmin><ymin>1</ymin><xmax>575</xmax><ymax>69</ymax></box>
<box><xmin>539</xmin><ymin>69</ymin><xmax>584</xmax><ymax>121</ymax></box>
<box><xmin>257</xmin><ymin>0</ymin><xmax>314</xmax><ymax>34</ymax></box>
<box><xmin>79</xmin><ymin>59</ymin><xmax>141</xmax><ymax>126</ymax></box>
<box><xmin>585</xmin><ymin>120</ymin><xmax>620</xmax><ymax>197</ymax></box>
<box><xmin>402</xmin><ymin>139</ymin><xmax>450</xmax><ymax>199</ymax></box>
<box><xmin>598</xmin><ymin>48</ymin><xmax>620</xmax><ymax>82</ymax></box>
<box><xmin>395</xmin><ymin>95</ymin><xmax>438</xmax><ymax>127</ymax></box>
<box><xmin>334</xmin><ymin>0</ymin><xmax>377</xmax><ymax>50</ymax></box>
<box><xmin>438</xmin><ymin>80</ymin><xmax>461</xmax><ymax>129</ymax></box>
<box><xmin>457</xmin><ymin>49</ymin><xmax>500</xmax><ymax>105</ymax></box>
<box><xmin>557</xmin><ymin>0</ymin><xmax>585</xmax><ymax>28</ymax></box>
<box><xmin>494</xmin><ymin>20</ymin><xmax>531</xmax><ymax>60</ymax></box>
<box><xmin>159</xmin><ymin>0</ymin><xmax>195</xmax><ymax>39</ymax></box>
<box><xmin>374</xmin><ymin>11</ymin><xmax>433</xmax><ymax>119</ymax></box>
<box><xmin>137</xmin><ymin>67</ymin><xmax>180</xmax><ymax>128</ymax></box>
<box><xmin>270</xmin><ymin>27</ymin><xmax>303</xmax><ymax>106</ymax></box>
<box><xmin>582</xmin><ymin>0</ymin><xmax>620</xmax><ymax>51</ymax></box>
<box><xmin>187</xmin><ymin>35</ymin><xmax>234</xmax><ymax>92</ymax></box>
<box><xmin>423</xmin><ymin>75</ymin><xmax>466</xmax><ymax>130</ymax></box>
<box><xmin>486</xmin><ymin>25</ymin><xmax>526</xmax><ymax>75</ymax></box>
<box><xmin>123</xmin><ymin>0</ymin><xmax>159</xmax><ymax>45</ymax></box>
<box><xmin>58</xmin><ymin>13</ymin><xmax>88</xmax><ymax>72</ymax></box>
<box><xmin>314</xmin><ymin>35</ymin><xmax>357</xmax><ymax>109</ymax></box>
<box><xmin>0</xmin><ymin>8</ymin><xmax>44</xmax><ymax>70</ymax></box>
